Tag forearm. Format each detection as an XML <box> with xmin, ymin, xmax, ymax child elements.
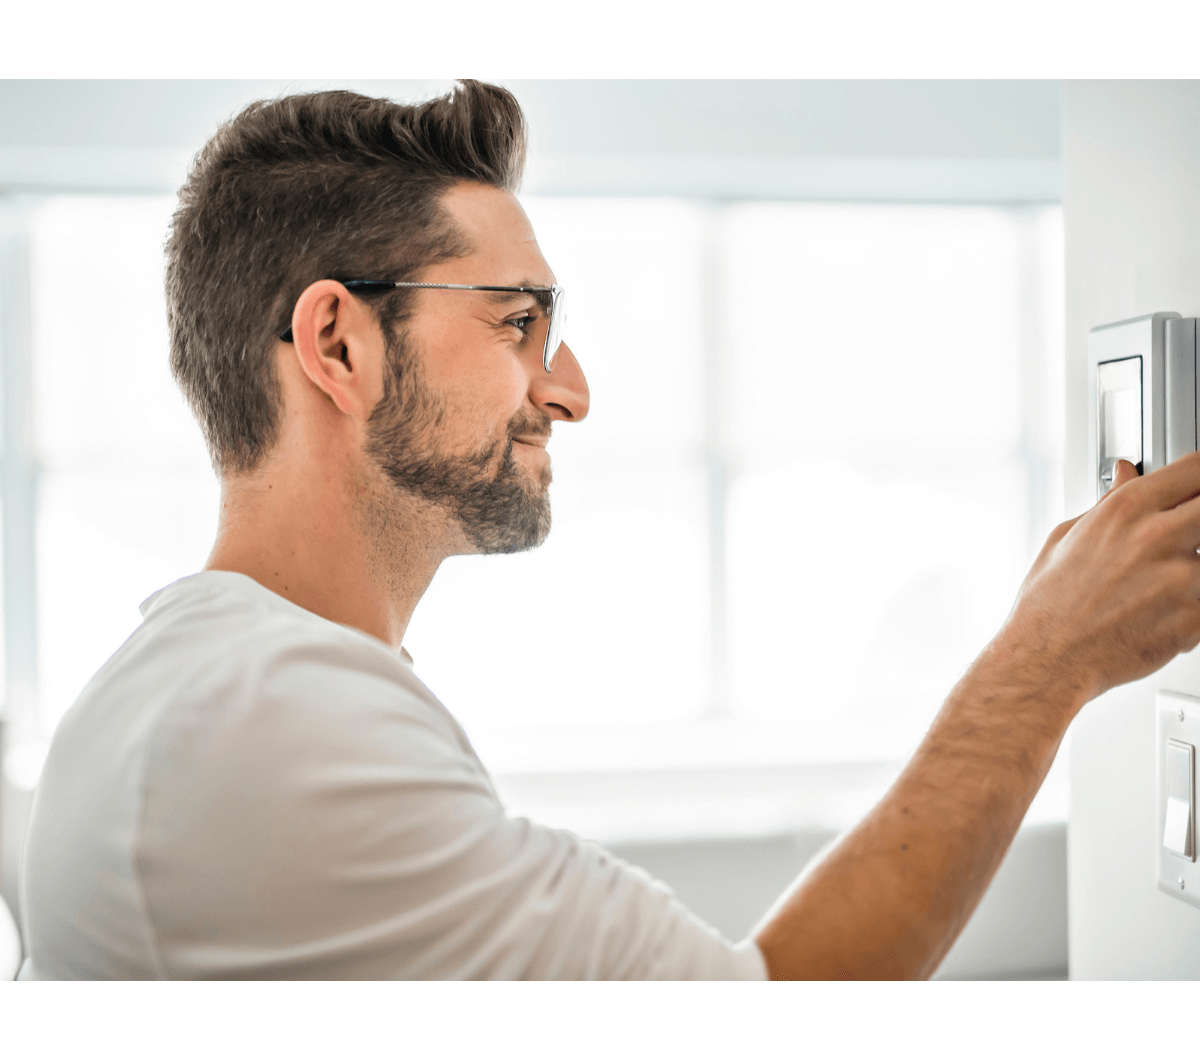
<box><xmin>754</xmin><ymin>637</ymin><xmax>1085</xmax><ymax>980</ymax></box>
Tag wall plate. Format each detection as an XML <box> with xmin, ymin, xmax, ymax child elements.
<box><xmin>1156</xmin><ymin>690</ymin><xmax>1200</xmax><ymax>909</ymax></box>
<box><xmin>1088</xmin><ymin>313</ymin><xmax>1180</xmax><ymax>500</ymax></box>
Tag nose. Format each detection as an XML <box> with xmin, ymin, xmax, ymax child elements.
<box><xmin>531</xmin><ymin>340</ymin><xmax>589</xmax><ymax>423</ymax></box>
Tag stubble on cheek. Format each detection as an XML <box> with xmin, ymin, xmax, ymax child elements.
<box><xmin>362</xmin><ymin>353</ymin><xmax>555</xmax><ymax>555</ymax></box>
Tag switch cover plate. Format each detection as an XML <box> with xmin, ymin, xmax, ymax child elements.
<box><xmin>1088</xmin><ymin>312</ymin><xmax>1180</xmax><ymax>500</ymax></box>
<box><xmin>1156</xmin><ymin>690</ymin><xmax>1200</xmax><ymax>909</ymax></box>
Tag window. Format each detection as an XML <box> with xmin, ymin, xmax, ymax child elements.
<box><xmin>4</xmin><ymin>193</ymin><xmax>1064</xmax><ymax>786</ymax></box>
<box><xmin>28</xmin><ymin>196</ymin><xmax>217</xmax><ymax>732</ymax></box>
<box><xmin>721</xmin><ymin>203</ymin><xmax>1051</xmax><ymax>754</ymax></box>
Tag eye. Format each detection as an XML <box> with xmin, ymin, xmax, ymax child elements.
<box><xmin>507</xmin><ymin>314</ymin><xmax>536</xmax><ymax>335</ymax></box>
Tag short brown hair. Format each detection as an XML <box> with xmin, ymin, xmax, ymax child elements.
<box><xmin>165</xmin><ymin>81</ymin><xmax>527</xmax><ymax>474</ymax></box>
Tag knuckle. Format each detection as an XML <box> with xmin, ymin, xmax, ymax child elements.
<box><xmin>1047</xmin><ymin>519</ymin><xmax>1074</xmax><ymax>546</ymax></box>
<box><xmin>1104</xmin><ymin>489</ymin><xmax>1136</xmax><ymax>521</ymax></box>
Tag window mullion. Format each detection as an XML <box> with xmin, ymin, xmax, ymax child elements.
<box><xmin>0</xmin><ymin>199</ymin><xmax>40</xmax><ymax>747</ymax></box>
<box><xmin>701</xmin><ymin>200</ymin><xmax>730</xmax><ymax>719</ymax></box>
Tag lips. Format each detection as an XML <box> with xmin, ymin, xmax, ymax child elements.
<box><xmin>512</xmin><ymin>436</ymin><xmax>550</xmax><ymax>449</ymax></box>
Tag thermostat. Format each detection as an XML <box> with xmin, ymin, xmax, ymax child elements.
<box><xmin>1087</xmin><ymin>312</ymin><xmax>1200</xmax><ymax>500</ymax></box>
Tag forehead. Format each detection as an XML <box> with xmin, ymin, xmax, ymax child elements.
<box><xmin>435</xmin><ymin>182</ymin><xmax>555</xmax><ymax>285</ymax></box>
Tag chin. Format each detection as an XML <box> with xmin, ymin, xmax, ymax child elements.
<box><xmin>471</xmin><ymin>490</ymin><xmax>552</xmax><ymax>556</ymax></box>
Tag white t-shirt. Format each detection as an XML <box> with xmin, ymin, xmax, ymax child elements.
<box><xmin>19</xmin><ymin>571</ymin><xmax>767</xmax><ymax>980</ymax></box>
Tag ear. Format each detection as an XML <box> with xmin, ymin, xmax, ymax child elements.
<box><xmin>285</xmin><ymin>279</ymin><xmax>381</xmax><ymax>419</ymax></box>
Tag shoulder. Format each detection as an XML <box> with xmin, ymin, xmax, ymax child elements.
<box><xmin>39</xmin><ymin>570</ymin><xmax>486</xmax><ymax>821</ymax></box>
<box><xmin>129</xmin><ymin>572</ymin><xmax>481</xmax><ymax>782</ymax></box>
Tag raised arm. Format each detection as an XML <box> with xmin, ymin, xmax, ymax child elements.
<box><xmin>755</xmin><ymin>455</ymin><xmax>1200</xmax><ymax>979</ymax></box>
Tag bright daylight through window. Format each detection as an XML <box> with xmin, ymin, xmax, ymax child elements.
<box><xmin>16</xmin><ymin>194</ymin><xmax>1064</xmax><ymax>778</ymax></box>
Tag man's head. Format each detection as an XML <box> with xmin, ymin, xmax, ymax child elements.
<box><xmin>166</xmin><ymin>82</ymin><xmax>588</xmax><ymax>558</ymax></box>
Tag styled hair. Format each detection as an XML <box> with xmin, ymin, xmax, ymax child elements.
<box><xmin>165</xmin><ymin>80</ymin><xmax>527</xmax><ymax>474</ymax></box>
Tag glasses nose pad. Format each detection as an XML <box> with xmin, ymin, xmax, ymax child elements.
<box><xmin>545</xmin><ymin>322</ymin><xmax>565</xmax><ymax>372</ymax></box>
<box><xmin>544</xmin><ymin>292</ymin><xmax>567</xmax><ymax>373</ymax></box>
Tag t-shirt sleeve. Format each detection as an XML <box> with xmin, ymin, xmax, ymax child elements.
<box><xmin>134</xmin><ymin>646</ymin><xmax>768</xmax><ymax>980</ymax></box>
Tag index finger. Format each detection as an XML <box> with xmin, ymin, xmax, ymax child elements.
<box><xmin>1156</xmin><ymin>487</ymin><xmax>1200</xmax><ymax>550</ymax></box>
<box><xmin>1118</xmin><ymin>451</ymin><xmax>1200</xmax><ymax>512</ymax></box>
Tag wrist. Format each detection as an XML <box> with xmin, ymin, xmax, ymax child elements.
<box><xmin>960</xmin><ymin>621</ymin><xmax>1091</xmax><ymax>735</ymax></box>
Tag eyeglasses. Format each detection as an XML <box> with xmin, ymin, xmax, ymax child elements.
<box><xmin>279</xmin><ymin>279</ymin><xmax>567</xmax><ymax>373</ymax></box>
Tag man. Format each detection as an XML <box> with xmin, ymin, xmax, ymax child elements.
<box><xmin>18</xmin><ymin>82</ymin><xmax>1200</xmax><ymax>980</ymax></box>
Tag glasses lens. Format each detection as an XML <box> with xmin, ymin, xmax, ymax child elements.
<box><xmin>543</xmin><ymin>288</ymin><xmax>566</xmax><ymax>372</ymax></box>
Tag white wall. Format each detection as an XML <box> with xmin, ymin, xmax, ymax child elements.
<box><xmin>1064</xmin><ymin>80</ymin><xmax>1200</xmax><ymax>979</ymax></box>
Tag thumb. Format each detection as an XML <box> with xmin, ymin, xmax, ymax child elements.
<box><xmin>1111</xmin><ymin>459</ymin><xmax>1140</xmax><ymax>490</ymax></box>
<box><xmin>1091</xmin><ymin>458</ymin><xmax>1140</xmax><ymax>511</ymax></box>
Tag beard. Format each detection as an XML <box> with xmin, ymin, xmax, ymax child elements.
<box><xmin>363</xmin><ymin>337</ymin><xmax>553</xmax><ymax>555</ymax></box>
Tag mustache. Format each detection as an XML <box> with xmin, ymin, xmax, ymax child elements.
<box><xmin>507</xmin><ymin>408</ymin><xmax>553</xmax><ymax>444</ymax></box>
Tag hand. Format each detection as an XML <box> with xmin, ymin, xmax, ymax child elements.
<box><xmin>998</xmin><ymin>455</ymin><xmax>1200</xmax><ymax>712</ymax></box>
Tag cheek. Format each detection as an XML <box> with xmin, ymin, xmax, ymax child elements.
<box><xmin>413</xmin><ymin>316</ymin><xmax>529</xmax><ymax>442</ymax></box>
<box><xmin>494</xmin><ymin>356</ymin><xmax>530</xmax><ymax>408</ymax></box>
<box><xmin>472</xmin><ymin>355</ymin><xmax>528</xmax><ymax>419</ymax></box>
<box><xmin>441</xmin><ymin>361</ymin><xmax>528</xmax><ymax>444</ymax></box>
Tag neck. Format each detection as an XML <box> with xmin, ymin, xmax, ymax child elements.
<box><xmin>204</xmin><ymin>453</ymin><xmax>451</xmax><ymax>652</ymax></box>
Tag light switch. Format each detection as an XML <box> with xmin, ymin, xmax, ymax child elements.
<box><xmin>1164</xmin><ymin>739</ymin><xmax>1195</xmax><ymax>861</ymax></box>
<box><xmin>1155</xmin><ymin>691</ymin><xmax>1200</xmax><ymax>907</ymax></box>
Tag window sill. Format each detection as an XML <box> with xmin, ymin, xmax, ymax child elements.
<box><xmin>480</xmin><ymin>718</ymin><xmax>1071</xmax><ymax>846</ymax></box>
